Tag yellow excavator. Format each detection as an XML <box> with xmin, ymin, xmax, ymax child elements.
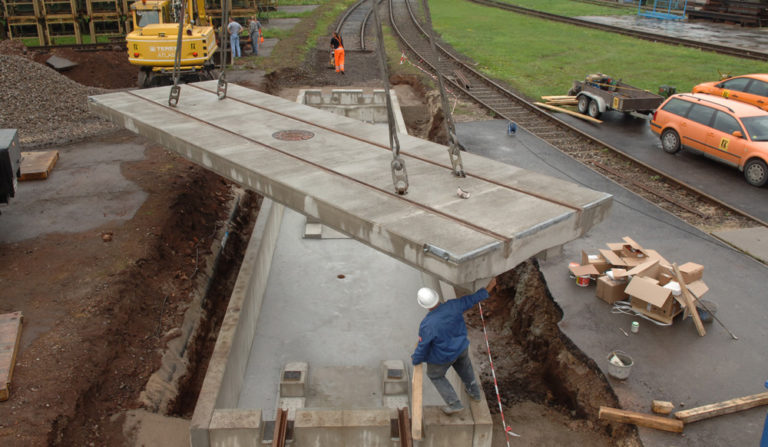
<box><xmin>127</xmin><ymin>0</ymin><xmax>218</xmax><ymax>87</ymax></box>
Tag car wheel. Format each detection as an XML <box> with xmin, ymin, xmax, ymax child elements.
<box><xmin>744</xmin><ymin>158</ymin><xmax>768</xmax><ymax>187</ymax></box>
<box><xmin>577</xmin><ymin>95</ymin><xmax>589</xmax><ymax>114</ymax></box>
<box><xmin>661</xmin><ymin>129</ymin><xmax>681</xmax><ymax>154</ymax></box>
<box><xmin>588</xmin><ymin>99</ymin><xmax>601</xmax><ymax>118</ymax></box>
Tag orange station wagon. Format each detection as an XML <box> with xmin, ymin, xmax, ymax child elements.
<box><xmin>650</xmin><ymin>93</ymin><xmax>768</xmax><ymax>187</ymax></box>
<box><xmin>692</xmin><ymin>74</ymin><xmax>768</xmax><ymax>111</ymax></box>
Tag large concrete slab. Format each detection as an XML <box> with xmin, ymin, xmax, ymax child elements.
<box><xmin>88</xmin><ymin>81</ymin><xmax>611</xmax><ymax>286</ymax></box>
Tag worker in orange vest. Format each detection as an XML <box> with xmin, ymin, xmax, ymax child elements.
<box><xmin>330</xmin><ymin>32</ymin><xmax>345</xmax><ymax>75</ymax></box>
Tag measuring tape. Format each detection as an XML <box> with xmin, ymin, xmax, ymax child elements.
<box><xmin>478</xmin><ymin>302</ymin><xmax>520</xmax><ymax>443</ymax></box>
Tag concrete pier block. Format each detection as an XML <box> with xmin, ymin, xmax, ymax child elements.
<box><xmin>422</xmin><ymin>406</ymin><xmax>474</xmax><ymax>446</ymax></box>
<box><xmin>331</xmin><ymin>89</ymin><xmax>364</xmax><ymax>105</ymax></box>
<box><xmin>293</xmin><ymin>409</ymin><xmax>343</xmax><ymax>446</ymax></box>
<box><xmin>373</xmin><ymin>89</ymin><xmax>386</xmax><ymax>104</ymax></box>
<box><xmin>209</xmin><ymin>409</ymin><xmax>262</xmax><ymax>447</ymax></box>
<box><xmin>304</xmin><ymin>90</ymin><xmax>323</xmax><ymax>105</ymax></box>
<box><xmin>381</xmin><ymin>360</ymin><xmax>408</xmax><ymax>396</ymax></box>
<box><xmin>280</xmin><ymin>362</ymin><xmax>308</xmax><ymax>397</ymax></box>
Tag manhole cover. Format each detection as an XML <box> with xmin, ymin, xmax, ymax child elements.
<box><xmin>272</xmin><ymin>130</ymin><xmax>315</xmax><ymax>141</ymax></box>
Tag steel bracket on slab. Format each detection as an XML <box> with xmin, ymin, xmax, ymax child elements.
<box><xmin>168</xmin><ymin>85</ymin><xmax>181</xmax><ymax>107</ymax></box>
<box><xmin>423</xmin><ymin>241</ymin><xmax>501</xmax><ymax>264</ymax></box>
<box><xmin>217</xmin><ymin>73</ymin><xmax>228</xmax><ymax>100</ymax></box>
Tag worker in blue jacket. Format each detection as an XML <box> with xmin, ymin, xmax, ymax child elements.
<box><xmin>411</xmin><ymin>277</ymin><xmax>497</xmax><ymax>415</ymax></box>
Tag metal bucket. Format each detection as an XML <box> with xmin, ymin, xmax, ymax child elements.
<box><xmin>576</xmin><ymin>275</ymin><xmax>590</xmax><ymax>287</ymax></box>
<box><xmin>607</xmin><ymin>350</ymin><xmax>633</xmax><ymax>380</ymax></box>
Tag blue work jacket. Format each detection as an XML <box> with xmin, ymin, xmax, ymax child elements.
<box><xmin>411</xmin><ymin>288</ymin><xmax>490</xmax><ymax>365</ymax></box>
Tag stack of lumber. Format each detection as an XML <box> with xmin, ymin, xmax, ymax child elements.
<box><xmin>535</xmin><ymin>95</ymin><xmax>602</xmax><ymax>124</ymax></box>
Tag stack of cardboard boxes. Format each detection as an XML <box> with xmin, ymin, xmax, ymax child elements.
<box><xmin>569</xmin><ymin>237</ymin><xmax>708</xmax><ymax>324</ymax></box>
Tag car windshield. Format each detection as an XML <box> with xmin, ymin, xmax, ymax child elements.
<box><xmin>741</xmin><ymin>116</ymin><xmax>768</xmax><ymax>141</ymax></box>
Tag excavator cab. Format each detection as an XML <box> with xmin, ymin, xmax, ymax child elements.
<box><xmin>131</xmin><ymin>0</ymin><xmax>171</xmax><ymax>29</ymax></box>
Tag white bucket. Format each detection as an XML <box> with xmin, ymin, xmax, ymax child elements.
<box><xmin>606</xmin><ymin>350</ymin><xmax>633</xmax><ymax>380</ymax></box>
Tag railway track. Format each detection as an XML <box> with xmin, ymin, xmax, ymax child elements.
<box><xmin>335</xmin><ymin>0</ymin><xmax>384</xmax><ymax>51</ymax></box>
<box><xmin>387</xmin><ymin>0</ymin><xmax>766</xmax><ymax>228</ymax></box>
<box><xmin>467</xmin><ymin>0</ymin><xmax>768</xmax><ymax>62</ymax></box>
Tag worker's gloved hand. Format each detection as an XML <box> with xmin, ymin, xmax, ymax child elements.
<box><xmin>486</xmin><ymin>277</ymin><xmax>497</xmax><ymax>294</ymax></box>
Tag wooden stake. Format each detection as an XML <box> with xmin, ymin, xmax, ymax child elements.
<box><xmin>534</xmin><ymin>102</ymin><xmax>603</xmax><ymax>124</ymax></box>
<box><xmin>411</xmin><ymin>363</ymin><xmax>423</xmax><ymax>440</ymax></box>
<box><xmin>674</xmin><ymin>391</ymin><xmax>768</xmax><ymax>423</ymax></box>
<box><xmin>599</xmin><ymin>406</ymin><xmax>684</xmax><ymax>433</ymax></box>
<box><xmin>672</xmin><ymin>263</ymin><xmax>706</xmax><ymax>337</ymax></box>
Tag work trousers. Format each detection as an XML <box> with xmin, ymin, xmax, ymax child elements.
<box><xmin>250</xmin><ymin>32</ymin><xmax>258</xmax><ymax>55</ymax></box>
<box><xmin>426</xmin><ymin>347</ymin><xmax>480</xmax><ymax>406</ymax></box>
<box><xmin>334</xmin><ymin>46</ymin><xmax>345</xmax><ymax>73</ymax></box>
<box><xmin>230</xmin><ymin>34</ymin><xmax>241</xmax><ymax>58</ymax></box>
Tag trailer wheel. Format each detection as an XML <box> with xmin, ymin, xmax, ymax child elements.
<box><xmin>744</xmin><ymin>158</ymin><xmax>767</xmax><ymax>187</ymax></box>
<box><xmin>577</xmin><ymin>95</ymin><xmax>589</xmax><ymax>114</ymax></box>
<box><xmin>661</xmin><ymin>129</ymin><xmax>681</xmax><ymax>154</ymax></box>
<box><xmin>588</xmin><ymin>99</ymin><xmax>601</xmax><ymax>118</ymax></box>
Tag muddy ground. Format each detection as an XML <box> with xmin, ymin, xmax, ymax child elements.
<box><xmin>0</xmin><ymin>41</ymin><xmax>638</xmax><ymax>446</ymax></box>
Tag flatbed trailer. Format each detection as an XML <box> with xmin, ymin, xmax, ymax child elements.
<box><xmin>570</xmin><ymin>74</ymin><xmax>664</xmax><ymax>118</ymax></box>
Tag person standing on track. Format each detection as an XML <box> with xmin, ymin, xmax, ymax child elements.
<box><xmin>330</xmin><ymin>32</ymin><xmax>345</xmax><ymax>75</ymax></box>
<box><xmin>228</xmin><ymin>17</ymin><xmax>243</xmax><ymax>60</ymax></box>
<box><xmin>249</xmin><ymin>16</ymin><xmax>262</xmax><ymax>56</ymax></box>
<box><xmin>411</xmin><ymin>277</ymin><xmax>497</xmax><ymax>415</ymax></box>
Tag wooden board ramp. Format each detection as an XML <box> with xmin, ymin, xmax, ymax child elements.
<box><xmin>599</xmin><ymin>406</ymin><xmax>684</xmax><ymax>433</ymax></box>
<box><xmin>0</xmin><ymin>312</ymin><xmax>23</xmax><ymax>402</ymax></box>
<box><xmin>411</xmin><ymin>363</ymin><xmax>423</xmax><ymax>440</ymax></box>
<box><xmin>19</xmin><ymin>150</ymin><xmax>59</xmax><ymax>181</ymax></box>
<box><xmin>674</xmin><ymin>391</ymin><xmax>768</xmax><ymax>423</ymax></box>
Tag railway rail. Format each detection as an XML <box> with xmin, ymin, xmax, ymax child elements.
<box><xmin>27</xmin><ymin>41</ymin><xmax>126</xmax><ymax>52</ymax></box>
<box><xmin>334</xmin><ymin>0</ymin><xmax>384</xmax><ymax>51</ymax></box>
<box><xmin>467</xmin><ymin>0</ymin><xmax>768</xmax><ymax>62</ymax></box>
<box><xmin>385</xmin><ymin>0</ymin><xmax>766</xmax><ymax>228</ymax></box>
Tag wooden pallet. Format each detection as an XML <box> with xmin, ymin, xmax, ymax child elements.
<box><xmin>19</xmin><ymin>150</ymin><xmax>59</xmax><ymax>181</ymax></box>
<box><xmin>0</xmin><ymin>312</ymin><xmax>23</xmax><ymax>402</ymax></box>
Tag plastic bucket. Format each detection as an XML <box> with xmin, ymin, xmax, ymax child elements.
<box><xmin>606</xmin><ymin>350</ymin><xmax>633</xmax><ymax>380</ymax></box>
<box><xmin>576</xmin><ymin>275</ymin><xmax>590</xmax><ymax>287</ymax></box>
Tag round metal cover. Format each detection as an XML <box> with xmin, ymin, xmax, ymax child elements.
<box><xmin>272</xmin><ymin>129</ymin><xmax>315</xmax><ymax>141</ymax></box>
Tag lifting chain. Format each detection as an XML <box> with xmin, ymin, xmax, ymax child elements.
<box><xmin>371</xmin><ymin>0</ymin><xmax>408</xmax><ymax>194</ymax></box>
<box><xmin>168</xmin><ymin>0</ymin><xmax>187</xmax><ymax>107</ymax></box>
<box><xmin>420</xmin><ymin>0</ymin><xmax>465</xmax><ymax>177</ymax></box>
<box><xmin>217</xmin><ymin>0</ymin><xmax>230</xmax><ymax>100</ymax></box>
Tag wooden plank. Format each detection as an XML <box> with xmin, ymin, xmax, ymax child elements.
<box><xmin>599</xmin><ymin>406</ymin><xmax>684</xmax><ymax>433</ymax></box>
<box><xmin>534</xmin><ymin>102</ymin><xmax>603</xmax><ymax>124</ymax></box>
<box><xmin>19</xmin><ymin>150</ymin><xmax>59</xmax><ymax>181</ymax></box>
<box><xmin>674</xmin><ymin>392</ymin><xmax>768</xmax><ymax>423</ymax></box>
<box><xmin>541</xmin><ymin>95</ymin><xmax>577</xmax><ymax>100</ymax></box>
<box><xmin>411</xmin><ymin>363</ymin><xmax>423</xmax><ymax>440</ymax></box>
<box><xmin>0</xmin><ymin>312</ymin><xmax>23</xmax><ymax>402</ymax></box>
<box><xmin>672</xmin><ymin>263</ymin><xmax>706</xmax><ymax>336</ymax></box>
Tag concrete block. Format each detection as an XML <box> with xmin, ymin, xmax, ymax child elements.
<box><xmin>332</xmin><ymin>89</ymin><xmax>364</xmax><ymax>105</ymax></box>
<box><xmin>293</xmin><ymin>409</ymin><xmax>343</xmax><ymax>446</ymax></box>
<box><xmin>303</xmin><ymin>222</ymin><xmax>322</xmax><ymax>239</ymax></box>
<box><xmin>342</xmin><ymin>409</ymin><xmax>391</xmax><ymax>446</ymax></box>
<box><xmin>381</xmin><ymin>360</ymin><xmax>408</xmax><ymax>396</ymax></box>
<box><xmin>280</xmin><ymin>362</ymin><xmax>308</xmax><ymax>397</ymax></box>
<box><xmin>46</xmin><ymin>55</ymin><xmax>77</xmax><ymax>71</ymax></box>
<box><xmin>373</xmin><ymin>89</ymin><xmax>386</xmax><ymax>104</ymax></box>
<box><xmin>422</xmin><ymin>405</ymin><xmax>474</xmax><ymax>447</ymax></box>
<box><xmin>209</xmin><ymin>409</ymin><xmax>262</xmax><ymax>447</ymax></box>
<box><xmin>304</xmin><ymin>89</ymin><xmax>323</xmax><ymax>105</ymax></box>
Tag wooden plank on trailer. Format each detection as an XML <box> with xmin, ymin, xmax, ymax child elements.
<box><xmin>534</xmin><ymin>102</ymin><xmax>603</xmax><ymax>124</ymax></box>
<box><xmin>0</xmin><ymin>312</ymin><xmax>23</xmax><ymax>402</ymax></box>
<box><xmin>599</xmin><ymin>406</ymin><xmax>684</xmax><ymax>433</ymax></box>
<box><xmin>19</xmin><ymin>150</ymin><xmax>59</xmax><ymax>181</ymax></box>
<box><xmin>411</xmin><ymin>363</ymin><xmax>423</xmax><ymax>440</ymax></box>
<box><xmin>674</xmin><ymin>391</ymin><xmax>768</xmax><ymax>423</ymax></box>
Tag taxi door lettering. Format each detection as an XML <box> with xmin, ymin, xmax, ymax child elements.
<box><xmin>719</xmin><ymin>138</ymin><xmax>729</xmax><ymax>151</ymax></box>
<box><xmin>722</xmin><ymin>90</ymin><xmax>729</xmax><ymax>98</ymax></box>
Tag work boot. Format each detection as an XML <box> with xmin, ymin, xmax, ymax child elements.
<box><xmin>467</xmin><ymin>383</ymin><xmax>483</xmax><ymax>401</ymax></box>
<box><xmin>441</xmin><ymin>400</ymin><xmax>464</xmax><ymax>415</ymax></box>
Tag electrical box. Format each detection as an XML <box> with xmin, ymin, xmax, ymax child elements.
<box><xmin>0</xmin><ymin>129</ymin><xmax>21</xmax><ymax>205</ymax></box>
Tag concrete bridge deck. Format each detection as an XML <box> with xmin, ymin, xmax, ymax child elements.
<box><xmin>88</xmin><ymin>81</ymin><xmax>611</xmax><ymax>287</ymax></box>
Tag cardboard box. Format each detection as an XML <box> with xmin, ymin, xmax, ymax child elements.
<box><xmin>625</xmin><ymin>276</ymin><xmax>682</xmax><ymax>324</ymax></box>
<box><xmin>599</xmin><ymin>249</ymin><xmax>627</xmax><ymax>268</ymax></box>
<box><xmin>569</xmin><ymin>263</ymin><xmax>599</xmax><ymax>278</ymax></box>
<box><xmin>679</xmin><ymin>262</ymin><xmax>703</xmax><ymax>283</ymax></box>
<box><xmin>582</xmin><ymin>251</ymin><xmax>610</xmax><ymax>274</ymax></box>
<box><xmin>596</xmin><ymin>276</ymin><xmax>628</xmax><ymax>304</ymax></box>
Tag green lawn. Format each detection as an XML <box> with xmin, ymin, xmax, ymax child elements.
<box><xmin>428</xmin><ymin>0</ymin><xmax>768</xmax><ymax>100</ymax></box>
<box><xmin>497</xmin><ymin>0</ymin><xmax>635</xmax><ymax>17</ymax></box>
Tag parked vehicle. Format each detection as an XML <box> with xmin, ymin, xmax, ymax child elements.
<box><xmin>0</xmin><ymin>129</ymin><xmax>21</xmax><ymax>210</ymax></box>
<box><xmin>693</xmin><ymin>74</ymin><xmax>768</xmax><ymax>112</ymax></box>
<box><xmin>569</xmin><ymin>73</ymin><xmax>664</xmax><ymax>118</ymax></box>
<box><xmin>650</xmin><ymin>93</ymin><xmax>768</xmax><ymax>187</ymax></box>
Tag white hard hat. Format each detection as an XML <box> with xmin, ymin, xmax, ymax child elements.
<box><xmin>417</xmin><ymin>287</ymin><xmax>439</xmax><ymax>309</ymax></box>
